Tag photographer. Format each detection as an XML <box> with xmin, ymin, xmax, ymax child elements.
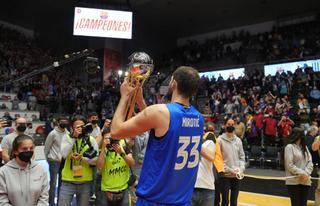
<box><xmin>97</xmin><ymin>128</ymin><xmax>135</xmax><ymax>206</ymax></box>
<box><xmin>58</xmin><ymin>116</ymin><xmax>98</xmax><ymax>206</ymax></box>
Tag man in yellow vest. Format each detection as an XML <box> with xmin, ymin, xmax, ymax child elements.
<box><xmin>97</xmin><ymin>127</ymin><xmax>136</xmax><ymax>206</ymax></box>
<box><xmin>203</xmin><ymin>122</ymin><xmax>224</xmax><ymax>206</ymax></box>
<box><xmin>58</xmin><ymin>116</ymin><xmax>99</xmax><ymax>206</ymax></box>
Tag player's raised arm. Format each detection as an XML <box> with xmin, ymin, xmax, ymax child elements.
<box><xmin>111</xmin><ymin>78</ymin><xmax>169</xmax><ymax>139</ymax></box>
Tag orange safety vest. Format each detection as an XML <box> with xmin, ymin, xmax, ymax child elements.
<box><xmin>203</xmin><ymin>131</ymin><xmax>224</xmax><ymax>173</ymax></box>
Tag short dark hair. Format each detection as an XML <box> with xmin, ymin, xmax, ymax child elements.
<box><xmin>88</xmin><ymin>112</ymin><xmax>98</xmax><ymax>119</ymax></box>
<box><xmin>71</xmin><ymin>115</ymin><xmax>87</xmax><ymax>126</ymax></box>
<box><xmin>224</xmin><ymin>117</ymin><xmax>235</xmax><ymax>125</ymax></box>
<box><xmin>57</xmin><ymin>115</ymin><xmax>69</xmax><ymax>122</ymax></box>
<box><xmin>101</xmin><ymin>127</ymin><xmax>111</xmax><ymax>136</ymax></box>
<box><xmin>11</xmin><ymin>134</ymin><xmax>34</xmax><ymax>158</ymax></box>
<box><xmin>172</xmin><ymin>66</ymin><xmax>200</xmax><ymax>98</ymax></box>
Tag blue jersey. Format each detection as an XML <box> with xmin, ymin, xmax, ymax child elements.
<box><xmin>136</xmin><ymin>102</ymin><xmax>204</xmax><ymax>205</ymax></box>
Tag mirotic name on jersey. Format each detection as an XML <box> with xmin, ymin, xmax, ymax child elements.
<box><xmin>182</xmin><ymin>117</ymin><xmax>200</xmax><ymax>127</ymax></box>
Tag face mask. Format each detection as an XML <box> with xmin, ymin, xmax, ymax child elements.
<box><xmin>91</xmin><ymin>120</ymin><xmax>98</xmax><ymax>125</ymax></box>
<box><xmin>18</xmin><ymin>151</ymin><xmax>33</xmax><ymax>162</ymax></box>
<box><xmin>16</xmin><ymin>124</ymin><xmax>27</xmax><ymax>132</ymax></box>
<box><xmin>59</xmin><ymin>123</ymin><xmax>68</xmax><ymax>129</ymax></box>
<box><xmin>226</xmin><ymin>126</ymin><xmax>235</xmax><ymax>133</ymax></box>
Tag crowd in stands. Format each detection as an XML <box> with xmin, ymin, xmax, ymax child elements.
<box><xmin>0</xmin><ymin>25</ymin><xmax>168</xmax><ymax>123</ymax></box>
<box><xmin>1</xmin><ymin>21</ymin><xmax>320</xmax><ymax>139</ymax></box>
<box><xmin>0</xmin><ymin>25</ymin><xmax>53</xmax><ymax>84</ymax></box>
<box><xmin>1</xmin><ymin>21</ymin><xmax>320</xmax><ymax>206</ymax></box>
<box><xmin>156</xmin><ymin>21</ymin><xmax>320</xmax><ymax>70</ymax></box>
<box><xmin>200</xmin><ymin>66</ymin><xmax>320</xmax><ymax>148</ymax></box>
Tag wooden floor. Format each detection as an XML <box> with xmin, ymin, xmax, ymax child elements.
<box><xmin>238</xmin><ymin>191</ymin><xmax>314</xmax><ymax>206</ymax></box>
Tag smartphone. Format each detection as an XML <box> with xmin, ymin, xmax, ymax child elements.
<box><xmin>0</xmin><ymin>119</ymin><xmax>12</xmax><ymax>127</ymax></box>
<box><xmin>27</xmin><ymin>122</ymin><xmax>33</xmax><ymax>129</ymax></box>
<box><xmin>6</xmin><ymin>120</ymin><xmax>12</xmax><ymax>127</ymax></box>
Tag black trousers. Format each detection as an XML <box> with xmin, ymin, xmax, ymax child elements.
<box><xmin>287</xmin><ymin>184</ymin><xmax>310</xmax><ymax>206</ymax></box>
<box><xmin>219</xmin><ymin>177</ymin><xmax>240</xmax><ymax>206</ymax></box>
<box><xmin>214</xmin><ymin>178</ymin><xmax>222</xmax><ymax>206</ymax></box>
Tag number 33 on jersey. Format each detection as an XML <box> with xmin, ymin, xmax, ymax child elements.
<box><xmin>175</xmin><ymin>135</ymin><xmax>201</xmax><ymax>170</ymax></box>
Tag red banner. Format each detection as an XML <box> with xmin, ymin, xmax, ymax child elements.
<box><xmin>103</xmin><ymin>49</ymin><xmax>121</xmax><ymax>85</ymax></box>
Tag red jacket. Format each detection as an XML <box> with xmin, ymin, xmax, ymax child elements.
<box><xmin>264</xmin><ymin>117</ymin><xmax>277</xmax><ymax>136</ymax></box>
<box><xmin>254</xmin><ymin>113</ymin><xmax>264</xmax><ymax>129</ymax></box>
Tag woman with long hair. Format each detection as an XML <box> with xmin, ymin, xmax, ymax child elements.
<box><xmin>285</xmin><ymin>127</ymin><xmax>313</xmax><ymax>206</ymax></box>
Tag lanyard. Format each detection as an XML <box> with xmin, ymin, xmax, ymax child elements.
<box><xmin>73</xmin><ymin>138</ymin><xmax>87</xmax><ymax>154</ymax></box>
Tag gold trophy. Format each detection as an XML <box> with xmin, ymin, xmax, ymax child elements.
<box><xmin>125</xmin><ymin>52</ymin><xmax>153</xmax><ymax>120</ymax></box>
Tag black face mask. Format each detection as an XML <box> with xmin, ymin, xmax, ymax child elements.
<box><xmin>226</xmin><ymin>126</ymin><xmax>235</xmax><ymax>133</ymax></box>
<box><xmin>59</xmin><ymin>123</ymin><xmax>68</xmax><ymax>129</ymax></box>
<box><xmin>17</xmin><ymin>124</ymin><xmax>27</xmax><ymax>132</ymax></box>
<box><xmin>18</xmin><ymin>151</ymin><xmax>33</xmax><ymax>162</ymax></box>
<box><xmin>91</xmin><ymin>120</ymin><xmax>98</xmax><ymax>125</ymax></box>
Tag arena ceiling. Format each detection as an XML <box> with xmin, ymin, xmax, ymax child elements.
<box><xmin>132</xmin><ymin>0</ymin><xmax>320</xmax><ymax>37</ymax></box>
<box><xmin>0</xmin><ymin>0</ymin><xmax>320</xmax><ymax>39</ymax></box>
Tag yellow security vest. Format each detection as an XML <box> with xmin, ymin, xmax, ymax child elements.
<box><xmin>61</xmin><ymin>135</ymin><xmax>95</xmax><ymax>182</ymax></box>
<box><xmin>101</xmin><ymin>140</ymin><xmax>130</xmax><ymax>192</ymax></box>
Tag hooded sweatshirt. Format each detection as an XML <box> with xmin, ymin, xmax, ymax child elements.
<box><xmin>44</xmin><ymin>126</ymin><xmax>69</xmax><ymax>161</ymax></box>
<box><xmin>0</xmin><ymin>159</ymin><xmax>49</xmax><ymax>206</ymax></box>
<box><xmin>219</xmin><ymin>133</ymin><xmax>245</xmax><ymax>177</ymax></box>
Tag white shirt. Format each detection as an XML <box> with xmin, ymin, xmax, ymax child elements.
<box><xmin>90</xmin><ymin>126</ymin><xmax>101</xmax><ymax>139</ymax></box>
<box><xmin>194</xmin><ymin>140</ymin><xmax>216</xmax><ymax>190</ymax></box>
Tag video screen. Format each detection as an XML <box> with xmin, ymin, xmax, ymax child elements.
<box><xmin>73</xmin><ymin>7</ymin><xmax>132</xmax><ymax>39</ymax></box>
<box><xmin>199</xmin><ymin>68</ymin><xmax>245</xmax><ymax>80</ymax></box>
<box><xmin>264</xmin><ymin>59</ymin><xmax>320</xmax><ymax>76</ymax></box>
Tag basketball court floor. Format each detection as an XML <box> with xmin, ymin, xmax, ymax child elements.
<box><xmin>238</xmin><ymin>191</ymin><xmax>314</xmax><ymax>206</ymax></box>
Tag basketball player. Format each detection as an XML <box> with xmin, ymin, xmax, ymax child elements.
<box><xmin>111</xmin><ymin>63</ymin><xmax>204</xmax><ymax>205</ymax></box>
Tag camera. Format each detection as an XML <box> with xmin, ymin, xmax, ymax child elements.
<box><xmin>81</xmin><ymin>123</ymin><xmax>93</xmax><ymax>135</ymax></box>
<box><xmin>79</xmin><ymin>123</ymin><xmax>97</xmax><ymax>159</ymax></box>
<box><xmin>83</xmin><ymin>147</ymin><xmax>97</xmax><ymax>159</ymax></box>
<box><xmin>81</xmin><ymin>133</ymin><xmax>97</xmax><ymax>159</ymax></box>
<box><xmin>106</xmin><ymin>138</ymin><xmax>120</xmax><ymax>150</ymax></box>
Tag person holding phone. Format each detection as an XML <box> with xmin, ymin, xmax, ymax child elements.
<box><xmin>1</xmin><ymin>117</ymin><xmax>28</xmax><ymax>163</ymax></box>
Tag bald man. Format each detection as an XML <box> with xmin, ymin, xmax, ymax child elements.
<box><xmin>1</xmin><ymin>117</ymin><xmax>28</xmax><ymax>163</ymax></box>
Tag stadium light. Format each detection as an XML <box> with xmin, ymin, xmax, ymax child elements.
<box><xmin>118</xmin><ymin>70</ymin><xmax>123</xmax><ymax>76</ymax></box>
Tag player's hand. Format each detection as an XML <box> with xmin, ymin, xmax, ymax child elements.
<box><xmin>136</xmin><ymin>87</ymin><xmax>144</xmax><ymax>103</ymax></box>
<box><xmin>120</xmin><ymin>78</ymin><xmax>135</xmax><ymax>98</ymax></box>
